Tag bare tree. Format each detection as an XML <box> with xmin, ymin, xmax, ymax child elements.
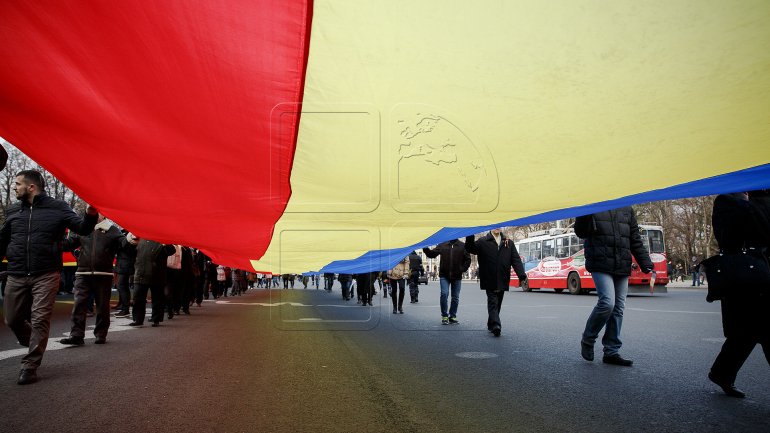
<box><xmin>0</xmin><ymin>139</ymin><xmax>84</xmax><ymax>224</ymax></box>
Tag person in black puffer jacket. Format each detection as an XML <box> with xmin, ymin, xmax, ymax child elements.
<box><xmin>575</xmin><ymin>206</ymin><xmax>652</xmax><ymax>367</ymax></box>
<box><xmin>0</xmin><ymin>170</ymin><xmax>97</xmax><ymax>385</ymax></box>
<box><xmin>59</xmin><ymin>215</ymin><xmax>136</xmax><ymax>345</ymax></box>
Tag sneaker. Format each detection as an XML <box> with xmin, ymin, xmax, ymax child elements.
<box><xmin>94</xmin><ymin>337</ymin><xmax>106</xmax><ymax>344</ymax></box>
<box><xmin>441</xmin><ymin>316</ymin><xmax>449</xmax><ymax>325</ymax></box>
<box><xmin>115</xmin><ymin>311</ymin><xmax>130</xmax><ymax>318</ymax></box>
<box><xmin>60</xmin><ymin>337</ymin><xmax>85</xmax><ymax>346</ymax></box>
<box><xmin>448</xmin><ymin>317</ymin><xmax>459</xmax><ymax>324</ymax></box>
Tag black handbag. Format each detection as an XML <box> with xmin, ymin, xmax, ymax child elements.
<box><xmin>702</xmin><ymin>248</ymin><xmax>770</xmax><ymax>302</ymax></box>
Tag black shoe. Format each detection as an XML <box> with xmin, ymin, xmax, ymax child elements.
<box><xmin>492</xmin><ymin>326</ymin><xmax>501</xmax><ymax>337</ymax></box>
<box><xmin>581</xmin><ymin>341</ymin><xmax>594</xmax><ymax>362</ymax></box>
<box><xmin>393</xmin><ymin>309</ymin><xmax>398</xmax><ymax>314</ymax></box>
<box><xmin>708</xmin><ymin>372</ymin><xmax>746</xmax><ymax>398</ymax></box>
<box><xmin>399</xmin><ymin>309</ymin><xmax>404</xmax><ymax>314</ymax></box>
<box><xmin>602</xmin><ymin>354</ymin><xmax>633</xmax><ymax>366</ymax></box>
<box><xmin>115</xmin><ymin>311</ymin><xmax>131</xmax><ymax>318</ymax></box>
<box><xmin>17</xmin><ymin>369</ymin><xmax>37</xmax><ymax>385</ymax></box>
<box><xmin>183</xmin><ymin>310</ymin><xmax>190</xmax><ymax>315</ymax></box>
<box><xmin>128</xmin><ymin>322</ymin><xmax>142</xmax><ymax>327</ymax></box>
<box><xmin>151</xmin><ymin>322</ymin><xmax>160</xmax><ymax>327</ymax></box>
<box><xmin>94</xmin><ymin>337</ymin><xmax>106</xmax><ymax>344</ymax></box>
<box><xmin>60</xmin><ymin>337</ymin><xmax>85</xmax><ymax>346</ymax></box>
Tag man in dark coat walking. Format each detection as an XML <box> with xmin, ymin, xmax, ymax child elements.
<box><xmin>407</xmin><ymin>251</ymin><xmax>423</xmax><ymax>303</ymax></box>
<box><xmin>465</xmin><ymin>229</ymin><xmax>527</xmax><ymax>337</ymax></box>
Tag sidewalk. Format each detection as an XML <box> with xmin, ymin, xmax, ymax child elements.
<box><xmin>667</xmin><ymin>280</ymin><xmax>708</xmax><ymax>289</ymax></box>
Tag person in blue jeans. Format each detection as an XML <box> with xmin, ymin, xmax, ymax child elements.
<box><xmin>423</xmin><ymin>239</ymin><xmax>470</xmax><ymax>325</ymax></box>
<box><xmin>691</xmin><ymin>256</ymin><xmax>701</xmax><ymax>286</ymax></box>
<box><xmin>575</xmin><ymin>207</ymin><xmax>653</xmax><ymax>366</ymax></box>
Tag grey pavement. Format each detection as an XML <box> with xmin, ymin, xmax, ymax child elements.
<box><xmin>0</xmin><ymin>281</ymin><xmax>767</xmax><ymax>433</ymax></box>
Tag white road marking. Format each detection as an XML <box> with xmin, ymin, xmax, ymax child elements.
<box><xmin>0</xmin><ymin>318</ymin><xmax>139</xmax><ymax>361</ymax></box>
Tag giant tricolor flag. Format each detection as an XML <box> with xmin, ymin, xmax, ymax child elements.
<box><xmin>1</xmin><ymin>1</ymin><xmax>769</xmax><ymax>273</ymax></box>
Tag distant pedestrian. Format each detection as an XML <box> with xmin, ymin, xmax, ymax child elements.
<box><xmin>386</xmin><ymin>256</ymin><xmax>409</xmax><ymax>314</ymax></box>
<box><xmin>691</xmin><ymin>256</ymin><xmax>701</xmax><ymax>286</ymax></box>
<box><xmin>355</xmin><ymin>272</ymin><xmax>377</xmax><ymax>306</ymax></box>
<box><xmin>338</xmin><ymin>273</ymin><xmax>353</xmax><ymax>301</ymax></box>
<box><xmin>575</xmin><ymin>207</ymin><xmax>652</xmax><ymax>366</ymax></box>
<box><xmin>407</xmin><ymin>251</ymin><xmax>423</xmax><ymax>303</ymax></box>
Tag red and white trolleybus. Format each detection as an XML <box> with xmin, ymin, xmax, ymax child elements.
<box><xmin>510</xmin><ymin>225</ymin><xmax>669</xmax><ymax>294</ymax></box>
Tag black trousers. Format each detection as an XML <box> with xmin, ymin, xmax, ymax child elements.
<box><xmin>711</xmin><ymin>294</ymin><xmax>770</xmax><ymax>383</ymax></box>
<box><xmin>390</xmin><ymin>279</ymin><xmax>405</xmax><ymax>311</ymax></box>
<box><xmin>359</xmin><ymin>283</ymin><xmax>372</xmax><ymax>304</ymax></box>
<box><xmin>116</xmin><ymin>273</ymin><xmax>132</xmax><ymax>314</ymax></box>
<box><xmin>70</xmin><ymin>275</ymin><xmax>113</xmax><ymax>339</ymax></box>
<box><xmin>133</xmin><ymin>283</ymin><xmax>165</xmax><ymax>325</ymax></box>
<box><xmin>408</xmin><ymin>274</ymin><xmax>419</xmax><ymax>301</ymax></box>
<box><xmin>165</xmin><ymin>268</ymin><xmax>183</xmax><ymax>314</ymax></box>
<box><xmin>486</xmin><ymin>290</ymin><xmax>505</xmax><ymax>330</ymax></box>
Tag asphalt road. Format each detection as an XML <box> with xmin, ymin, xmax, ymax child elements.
<box><xmin>0</xmin><ymin>281</ymin><xmax>768</xmax><ymax>433</ymax></box>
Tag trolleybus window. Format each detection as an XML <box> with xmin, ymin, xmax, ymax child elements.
<box><xmin>543</xmin><ymin>239</ymin><xmax>555</xmax><ymax>258</ymax></box>
<box><xmin>530</xmin><ymin>241</ymin><xmax>542</xmax><ymax>261</ymax></box>
<box><xmin>641</xmin><ymin>229</ymin><xmax>665</xmax><ymax>253</ymax></box>
<box><xmin>569</xmin><ymin>235</ymin><xmax>581</xmax><ymax>256</ymax></box>
<box><xmin>518</xmin><ymin>242</ymin><xmax>530</xmax><ymax>261</ymax></box>
<box><xmin>555</xmin><ymin>236</ymin><xmax>569</xmax><ymax>258</ymax></box>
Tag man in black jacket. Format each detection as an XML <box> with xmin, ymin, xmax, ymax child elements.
<box><xmin>423</xmin><ymin>239</ymin><xmax>471</xmax><ymax>324</ymax></box>
<box><xmin>465</xmin><ymin>229</ymin><xmax>527</xmax><ymax>337</ymax></box>
<box><xmin>60</xmin><ymin>214</ymin><xmax>136</xmax><ymax>345</ymax></box>
<box><xmin>131</xmin><ymin>239</ymin><xmax>176</xmax><ymax>327</ymax></box>
<box><xmin>407</xmin><ymin>251</ymin><xmax>423</xmax><ymax>303</ymax></box>
<box><xmin>0</xmin><ymin>170</ymin><xmax>98</xmax><ymax>384</ymax></box>
<box><xmin>575</xmin><ymin>207</ymin><xmax>652</xmax><ymax>366</ymax></box>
